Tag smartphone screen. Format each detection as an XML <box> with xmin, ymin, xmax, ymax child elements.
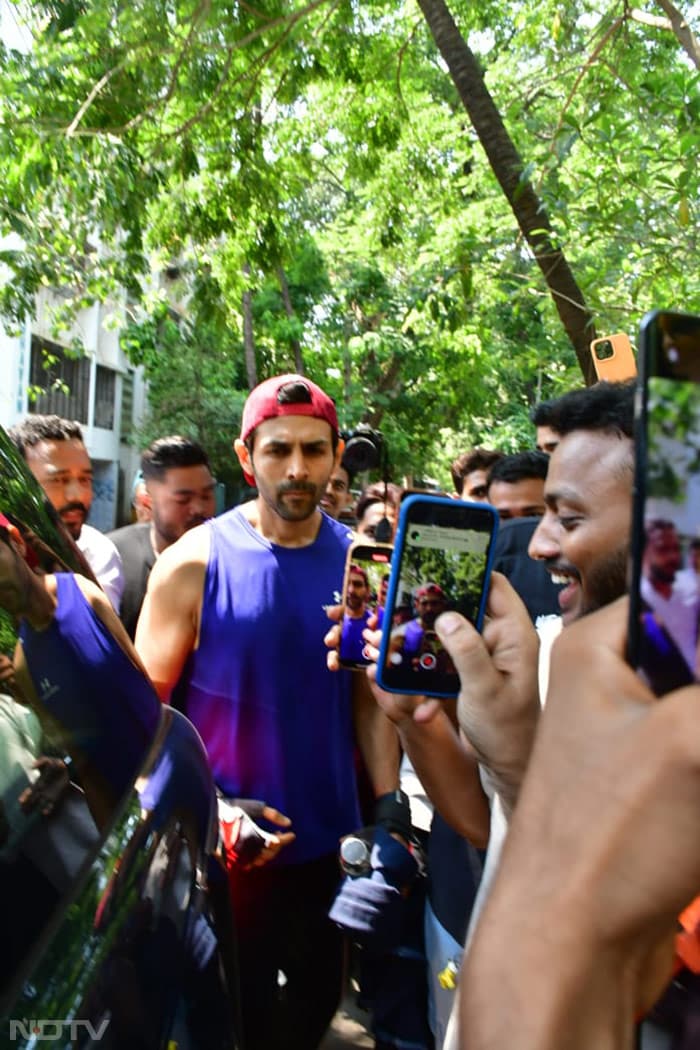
<box><xmin>339</xmin><ymin>543</ymin><xmax>393</xmax><ymax>669</ymax></box>
<box><xmin>376</xmin><ymin>496</ymin><xmax>498</xmax><ymax>698</ymax></box>
<box><xmin>628</xmin><ymin>310</ymin><xmax>700</xmax><ymax>695</ymax></box>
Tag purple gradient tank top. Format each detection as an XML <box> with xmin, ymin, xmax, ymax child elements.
<box><xmin>177</xmin><ymin>508</ymin><xmax>360</xmax><ymax>864</ymax></box>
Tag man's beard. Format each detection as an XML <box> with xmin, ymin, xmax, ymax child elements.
<box><xmin>273</xmin><ymin>480</ymin><xmax>321</xmax><ymax>522</ymax></box>
<box><xmin>581</xmin><ymin>544</ymin><xmax>629</xmax><ymax>618</ymax></box>
<box><xmin>59</xmin><ymin>501</ymin><xmax>88</xmax><ymax>540</ymax></box>
<box><xmin>155</xmin><ymin>513</ymin><xmax>209</xmax><ymax>548</ymax></box>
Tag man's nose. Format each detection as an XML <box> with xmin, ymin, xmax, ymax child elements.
<box><xmin>528</xmin><ymin>514</ymin><xmax>559</xmax><ymax>561</ymax></box>
<box><xmin>286</xmin><ymin>450</ymin><xmax>309</xmax><ymax>478</ymax></box>
<box><xmin>193</xmin><ymin>494</ymin><xmax>214</xmax><ymax>516</ymax></box>
<box><xmin>65</xmin><ymin>476</ymin><xmax>88</xmax><ymax>502</ymax></box>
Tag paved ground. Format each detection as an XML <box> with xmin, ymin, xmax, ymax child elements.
<box><xmin>319</xmin><ymin>984</ymin><xmax>373</xmax><ymax>1049</ymax></box>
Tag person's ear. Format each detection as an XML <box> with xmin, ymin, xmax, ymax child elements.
<box><xmin>6</xmin><ymin>523</ymin><xmax>26</xmax><ymax>558</ymax></box>
<box><xmin>234</xmin><ymin>439</ymin><xmax>251</xmax><ymax>474</ymax></box>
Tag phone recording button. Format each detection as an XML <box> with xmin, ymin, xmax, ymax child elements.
<box><xmin>419</xmin><ymin>653</ymin><xmax>437</xmax><ymax>671</ymax></box>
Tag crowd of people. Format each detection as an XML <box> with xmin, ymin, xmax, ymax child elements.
<box><xmin>2</xmin><ymin>366</ymin><xmax>700</xmax><ymax>1050</ymax></box>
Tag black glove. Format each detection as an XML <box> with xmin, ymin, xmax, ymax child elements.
<box><xmin>373</xmin><ymin>789</ymin><xmax>413</xmax><ymax>842</ymax></box>
<box><xmin>218</xmin><ymin>796</ymin><xmax>276</xmax><ymax>868</ymax></box>
<box><xmin>329</xmin><ymin>825</ymin><xmax>421</xmax><ymax>950</ymax></box>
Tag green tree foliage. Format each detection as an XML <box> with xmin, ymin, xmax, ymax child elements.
<box><xmin>0</xmin><ymin>0</ymin><xmax>698</xmax><ymax>486</ymax></box>
<box><xmin>399</xmin><ymin>543</ymin><xmax>489</xmax><ymax>623</ymax></box>
<box><xmin>647</xmin><ymin>376</ymin><xmax>700</xmax><ymax>502</ymax></box>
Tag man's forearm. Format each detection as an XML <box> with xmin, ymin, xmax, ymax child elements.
<box><xmin>352</xmin><ymin>673</ymin><xmax>400</xmax><ymax>796</ymax></box>
<box><xmin>462</xmin><ymin>894</ymin><xmax>638</xmax><ymax>1050</ymax></box>
<box><xmin>397</xmin><ymin>710</ymin><xmax>490</xmax><ymax>847</ymax></box>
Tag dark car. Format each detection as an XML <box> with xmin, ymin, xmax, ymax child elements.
<box><xmin>0</xmin><ymin>427</ymin><xmax>238</xmax><ymax>1049</ymax></box>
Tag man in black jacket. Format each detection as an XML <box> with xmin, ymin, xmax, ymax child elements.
<box><xmin>109</xmin><ymin>436</ymin><xmax>215</xmax><ymax>638</ymax></box>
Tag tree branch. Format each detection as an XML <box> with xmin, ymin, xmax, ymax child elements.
<box><xmin>643</xmin><ymin>0</ymin><xmax>700</xmax><ymax>69</ymax></box>
<box><xmin>538</xmin><ymin>16</ymin><xmax>625</xmax><ymax>192</ymax></box>
<box><xmin>629</xmin><ymin>8</ymin><xmax>672</xmax><ymax>29</ymax></box>
<box><xmin>65</xmin><ymin>60</ymin><xmax>129</xmax><ymax>137</ymax></box>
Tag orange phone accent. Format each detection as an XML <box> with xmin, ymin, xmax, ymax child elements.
<box><xmin>590</xmin><ymin>333</ymin><xmax>637</xmax><ymax>381</ymax></box>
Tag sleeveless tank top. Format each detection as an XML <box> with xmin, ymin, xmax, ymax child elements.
<box><xmin>178</xmin><ymin>507</ymin><xmax>360</xmax><ymax>865</ymax></box>
<box><xmin>20</xmin><ymin>573</ymin><xmax>161</xmax><ymax>797</ymax></box>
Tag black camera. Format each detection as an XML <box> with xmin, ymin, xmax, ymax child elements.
<box><xmin>342</xmin><ymin>424</ymin><xmax>384</xmax><ymax>474</ymax></box>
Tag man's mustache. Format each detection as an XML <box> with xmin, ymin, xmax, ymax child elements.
<box><xmin>278</xmin><ymin>481</ymin><xmax>317</xmax><ymax>496</ymax></box>
<box><xmin>59</xmin><ymin>501</ymin><xmax>89</xmax><ymax>518</ymax></box>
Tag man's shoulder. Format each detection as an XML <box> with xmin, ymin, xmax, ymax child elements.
<box><xmin>108</xmin><ymin>522</ymin><xmax>150</xmax><ymax>553</ymax></box>
<box><xmin>150</xmin><ymin>521</ymin><xmax>211</xmax><ymax>579</ymax></box>
<box><xmin>78</xmin><ymin>522</ymin><xmax>118</xmax><ymax>553</ymax></box>
<box><xmin>673</xmin><ymin>570</ymin><xmax>699</xmax><ymax>602</ymax></box>
<box><xmin>322</xmin><ymin>512</ymin><xmax>355</xmax><ymax>550</ymax></box>
<box><xmin>76</xmin><ymin>523</ymin><xmax>122</xmax><ymax>569</ymax></box>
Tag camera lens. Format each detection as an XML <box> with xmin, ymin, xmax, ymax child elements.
<box><xmin>343</xmin><ymin>435</ymin><xmax>380</xmax><ymax>472</ymax></box>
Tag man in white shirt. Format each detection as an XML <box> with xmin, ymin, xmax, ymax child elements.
<box><xmin>641</xmin><ymin>518</ymin><xmax>699</xmax><ymax>676</ymax></box>
<box><xmin>367</xmin><ymin>380</ymin><xmax>642</xmax><ymax>1045</ymax></box>
<box><xmin>9</xmin><ymin>415</ymin><xmax>123</xmax><ymax>612</ymax></box>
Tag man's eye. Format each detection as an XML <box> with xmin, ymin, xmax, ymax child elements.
<box><xmin>558</xmin><ymin>516</ymin><xmax>581</xmax><ymax>531</ymax></box>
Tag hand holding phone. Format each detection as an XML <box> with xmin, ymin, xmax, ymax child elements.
<box><xmin>338</xmin><ymin>542</ymin><xmax>393</xmax><ymax>669</ymax></box>
<box><xmin>376</xmin><ymin>496</ymin><xmax>498</xmax><ymax>699</ymax></box>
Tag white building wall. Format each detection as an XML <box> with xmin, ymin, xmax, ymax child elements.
<box><xmin>0</xmin><ymin>290</ymin><xmax>147</xmax><ymax>530</ymax></box>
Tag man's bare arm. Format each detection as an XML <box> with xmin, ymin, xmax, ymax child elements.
<box><xmin>135</xmin><ymin>528</ymin><xmax>209</xmax><ymax>702</ymax></box>
<box><xmin>366</xmin><ymin>672</ymin><xmax>490</xmax><ymax>846</ymax></box>
<box><xmin>352</xmin><ymin>671</ymin><xmax>400</xmax><ymax>799</ymax></box>
<box><xmin>363</xmin><ymin>574</ymin><xmax>539</xmax><ymax>846</ymax></box>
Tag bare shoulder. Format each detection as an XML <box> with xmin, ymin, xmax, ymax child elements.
<box><xmin>137</xmin><ymin>524</ymin><xmax>211</xmax><ymax>696</ymax></box>
<box><xmin>72</xmin><ymin>572</ymin><xmax>116</xmax><ymax>615</ymax></box>
<box><xmin>147</xmin><ymin>521</ymin><xmax>211</xmax><ymax>593</ymax></box>
<box><xmin>236</xmin><ymin>499</ymin><xmax>258</xmax><ymax>530</ymax></box>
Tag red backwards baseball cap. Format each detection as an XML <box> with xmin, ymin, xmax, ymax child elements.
<box><xmin>239</xmin><ymin>374</ymin><xmax>339</xmax><ymax>487</ymax></box>
<box><xmin>240</xmin><ymin>374</ymin><xmax>339</xmax><ymax>444</ymax></box>
<box><xmin>416</xmin><ymin>583</ymin><xmax>445</xmax><ymax>600</ymax></box>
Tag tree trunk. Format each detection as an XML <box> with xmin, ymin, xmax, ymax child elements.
<box><xmin>242</xmin><ymin>262</ymin><xmax>257</xmax><ymax>389</ymax></box>
<box><xmin>416</xmin><ymin>0</ymin><xmax>597</xmax><ymax>384</ymax></box>
<box><xmin>653</xmin><ymin>0</ymin><xmax>700</xmax><ymax>69</ymax></box>
<box><xmin>276</xmin><ymin>265</ymin><xmax>305</xmax><ymax>374</ymax></box>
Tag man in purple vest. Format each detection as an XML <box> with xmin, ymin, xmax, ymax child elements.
<box><xmin>388</xmin><ymin>582</ymin><xmax>454</xmax><ymax>675</ymax></box>
<box><xmin>136</xmin><ymin>374</ymin><xmax>399</xmax><ymax>1050</ymax></box>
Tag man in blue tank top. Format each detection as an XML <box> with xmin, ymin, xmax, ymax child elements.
<box><xmin>136</xmin><ymin>374</ymin><xmax>400</xmax><ymax>1050</ymax></box>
